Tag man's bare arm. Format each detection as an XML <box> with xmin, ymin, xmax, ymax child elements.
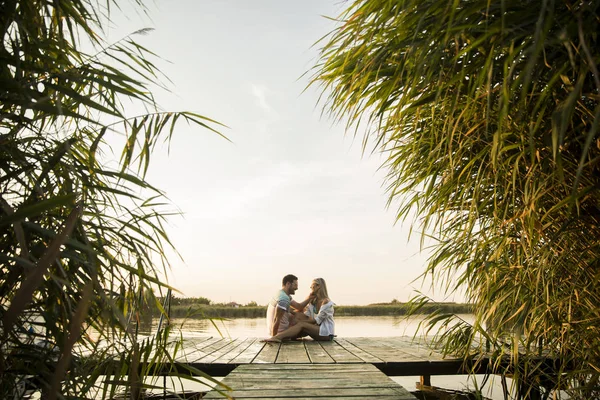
<box><xmin>290</xmin><ymin>295</ymin><xmax>314</xmax><ymax>312</ymax></box>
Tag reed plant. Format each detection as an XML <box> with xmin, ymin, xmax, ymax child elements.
<box><xmin>312</xmin><ymin>1</ymin><xmax>600</xmax><ymax>398</ymax></box>
<box><xmin>0</xmin><ymin>1</ymin><xmax>227</xmax><ymax>398</ymax></box>
<box><xmin>162</xmin><ymin>303</ymin><xmax>472</xmax><ymax>319</ymax></box>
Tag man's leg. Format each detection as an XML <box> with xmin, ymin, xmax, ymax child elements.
<box><xmin>294</xmin><ymin>312</ymin><xmax>309</xmax><ymax>322</ymax></box>
<box><xmin>261</xmin><ymin>321</ymin><xmax>314</xmax><ymax>342</ymax></box>
<box><xmin>274</xmin><ymin>322</ymin><xmax>310</xmax><ymax>341</ymax></box>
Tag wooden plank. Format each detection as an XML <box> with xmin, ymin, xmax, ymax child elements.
<box><xmin>227</xmin><ymin>365</ymin><xmax>397</xmax><ymax>383</ymax></box>
<box><xmin>173</xmin><ymin>337</ymin><xmax>223</xmax><ymax>362</ymax></box>
<box><xmin>186</xmin><ymin>336</ymin><xmax>220</xmax><ymax>350</ymax></box>
<box><xmin>380</xmin><ymin>336</ymin><xmax>449</xmax><ymax>359</ymax></box>
<box><xmin>221</xmin><ymin>374</ymin><xmax>387</xmax><ymax>385</ymax></box>
<box><xmin>344</xmin><ymin>337</ymin><xmax>418</xmax><ymax>362</ymax></box>
<box><xmin>174</xmin><ymin>336</ymin><xmax>215</xmax><ymax>360</ymax></box>
<box><xmin>206</xmin><ymin>395</ymin><xmax>411</xmax><ymax>400</ymax></box>
<box><xmin>342</xmin><ymin>337</ymin><xmax>470</xmax><ymax>376</ymax></box>
<box><xmin>213</xmin><ymin>338</ymin><xmax>257</xmax><ymax>363</ymax></box>
<box><xmin>234</xmin><ymin>363</ymin><xmax>382</xmax><ymax>372</ymax></box>
<box><xmin>304</xmin><ymin>341</ymin><xmax>335</xmax><ymax>364</ymax></box>
<box><xmin>232</xmin><ymin>369</ymin><xmax>384</xmax><ymax>378</ymax></box>
<box><xmin>276</xmin><ymin>340</ymin><xmax>310</xmax><ymax>364</ymax></box>
<box><xmin>186</xmin><ymin>338</ymin><xmax>234</xmax><ymax>363</ymax></box>
<box><xmin>205</xmin><ymin>387</ymin><xmax>413</xmax><ymax>398</ymax></box>
<box><xmin>182</xmin><ymin>336</ymin><xmax>215</xmax><ymax>346</ymax></box>
<box><xmin>376</xmin><ymin>337</ymin><xmax>450</xmax><ymax>361</ymax></box>
<box><xmin>318</xmin><ymin>340</ymin><xmax>363</xmax><ymax>363</ymax></box>
<box><xmin>204</xmin><ymin>363</ymin><xmax>416</xmax><ymax>399</ymax></box>
<box><xmin>229</xmin><ymin>363</ymin><xmax>399</xmax><ymax>384</ymax></box>
<box><xmin>199</xmin><ymin>339</ymin><xmax>245</xmax><ymax>363</ymax></box>
<box><xmin>252</xmin><ymin>341</ymin><xmax>280</xmax><ymax>364</ymax></box>
<box><xmin>178</xmin><ymin>337</ymin><xmax>227</xmax><ymax>362</ymax></box>
<box><xmin>206</xmin><ymin>392</ymin><xmax>407</xmax><ymax>399</ymax></box>
<box><xmin>138</xmin><ymin>335</ymin><xmax>212</xmax><ymax>360</ymax></box>
<box><xmin>334</xmin><ymin>338</ymin><xmax>384</xmax><ymax>363</ymax></box>
<box><xmin>206</xmin><ymin>397</ymin><xmax>407</xmax><ymax>400</ymax></box>
<box><xmin>222</xmin><ymin>372</ymin><xmax>396</xmax><ymax>388</ymax></box>
<box><xmin>230</xmin><ymin>339</ymin><xmax>266</xmax><ymax>364</ymax></box>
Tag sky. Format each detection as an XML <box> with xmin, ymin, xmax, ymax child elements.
<box><xmin>105</xmin><ymin>0</ymin><xmax>447</xmax><ymax>306</ymax></box>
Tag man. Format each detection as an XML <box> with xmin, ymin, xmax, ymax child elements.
<box><xmin>266</xmin><ymin>274</ymin><xmax>313</xmax><ymax>336</ymax></box>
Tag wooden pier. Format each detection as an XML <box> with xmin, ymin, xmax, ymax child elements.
<box><xmin>165</xmin><ymin>336</ymin><xmax>480</xmax><ymax>399</ymax></box>
<box><xmin>203</xmin><ymin>363</ymin><xmax>418</xmax><ymax>399</ymax></box>
<box><xmin>170</xmin><ymin>336</ymin><xmax>474</xmax><ymax>377</ymax></box>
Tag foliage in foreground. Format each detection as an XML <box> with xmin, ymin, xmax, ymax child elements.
<box><xmin>0</xmin><ymin>1</ymin><xmax>226</xmax><ymax>398</ymax></box>
<box><xmin>313</xmin><ymin>0</ymin><xmax>600</xmax><ymax>398</ymax></box>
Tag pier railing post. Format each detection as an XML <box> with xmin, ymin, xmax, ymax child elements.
<box><xmin>419</xmin><ymin>375</ymin><xmax>431</xmax><ymax>388</ymax></box>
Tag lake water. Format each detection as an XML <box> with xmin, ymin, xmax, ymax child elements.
<box><xmin>163</xmin><ymin>314</ymin><xmax>476</xmax><ymax>338</ymax></box>
<box><xmin>155</xmin><ymin>314</ymin><xmax>511</xmax><ymax>400</ymax></box>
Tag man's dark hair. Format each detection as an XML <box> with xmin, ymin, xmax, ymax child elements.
<box><xmin>282</xmin><ymin>274</ymin><xmax>298</xmax><ymax>286</ymax></box>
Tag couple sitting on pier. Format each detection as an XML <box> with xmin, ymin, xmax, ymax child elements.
<box><xmin>263</xmin><ymin>274</ymin><xmax>335</xmax><ymax>342</ymax></box>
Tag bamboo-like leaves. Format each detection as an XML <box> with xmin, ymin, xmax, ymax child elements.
<box><xmin>0</xmin><ymin>0</ymin><xmax>226</xmax><ymax>398</ymax></box>
<box><xmin>313</xmin><ymin>1</ymin><xmax>600</xmax><ymax>398</ymax></box>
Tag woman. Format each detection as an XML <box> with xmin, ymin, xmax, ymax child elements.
<box><xmin>263</xmin><ymin>278</ymin><xmax>335</xmax><ymax>342</ymax></box>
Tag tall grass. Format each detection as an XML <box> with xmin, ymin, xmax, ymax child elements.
<box><xmin>311</xmin><ymin>1</ymin><xmax>600</xmax><ymax>398</ymax></box>
<box><xmin>0</xmin><ymin>1</ymin><xmax>225</xmax><ymax>398</ymax></box>
<box><xmin>160</xmin><ymin>303</ymin><xmax>472</xmax><ymax>319</ymax></box>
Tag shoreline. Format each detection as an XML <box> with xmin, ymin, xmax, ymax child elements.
<box><xmin>151</xmin><ymin>303</ymin><xmax>473</xmax><ymax>319</ymax></box>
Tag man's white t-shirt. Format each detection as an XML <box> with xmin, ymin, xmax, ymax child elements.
<box><xmin>266</xmin><ymin>289</ymin><xmax>292</xmax><ymax>335</ymax></box>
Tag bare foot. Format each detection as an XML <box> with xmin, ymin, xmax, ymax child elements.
<box><xmin>260</xmin><ymin>337</ymin><xmax>282</xmax><ymax>343</ymax></box>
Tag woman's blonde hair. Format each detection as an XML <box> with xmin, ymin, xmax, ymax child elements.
<box><xmin>311</xmin><ymin>278</ymin><xmax>330</xmax><ymax>304</ymax></box>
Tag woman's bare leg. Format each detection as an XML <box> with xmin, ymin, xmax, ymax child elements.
<box><xmin>302</xmin><ymin>324</ymin><xmax>332</xmax><ymax>341</ymax></box>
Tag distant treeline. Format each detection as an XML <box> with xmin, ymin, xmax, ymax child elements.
<box><xmin>154</xmin><ymin>302</ymin><xmax>472</xmax><ymax>319</ymax></box>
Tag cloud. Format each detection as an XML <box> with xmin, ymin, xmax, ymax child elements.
<box><xmin>250</xmin><ymin>83</ymin><xmax>273</xmax><ymax>114</ymax></box>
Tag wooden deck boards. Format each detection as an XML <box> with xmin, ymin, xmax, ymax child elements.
<box><xmin>203</xmin><ymin>363</ymin><xmax>417</xmax><ymax>399</ymax></box>
<box><xmin>170</xmin><ymin>336</ymin><xmax>470</xmax><ymax>377</ymax></box>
